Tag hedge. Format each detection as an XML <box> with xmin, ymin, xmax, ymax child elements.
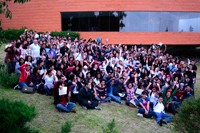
<box><xmin>3</xmin><ymin>27</ymin><xmax>26</xmax><ymax>40</ymax></box>
<box><xmin>1</xmin><ymin>28</ymin><xmax>80</xmax><ymax>41</ymax></box>
<box><xmin>50</xmin><ymin>31</ymin><xmax>80</xmax><ymax>40</ymax></box>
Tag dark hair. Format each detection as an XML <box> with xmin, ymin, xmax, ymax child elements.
<box><xmin>85</xmin><ymin>81</ymin><xmax>90</xmax><ymax>86</ymax></box>
<box><xmin>33</xmin><ymin>67</ymin><xmax>39</xmax><ymax>76</ymax></box>
<box><xmin>25</xmin><ymin>56</ymin><xmax>33</xmax><ymax>62</ymax></box>
<box><xmin>100</xmin><ymin>79</ymin><xmax>105</xmax><ymax>83</ymax></box>
<box><xmin>158</xmin><ymin>95</ymin><xmax>163</xmax><ymax>99</ymax></box>
<box><xmin>58</xmin><ymin>74</ymin><xmax>65</xmax><ymax>80</ymax></box>
<box><xmin>47</xmin><ymin>69</ymin><xmax>52</xmax><ymax>75</ymax></box>
<box><xmin>142</xmin><ymin>91</ymin><xmax>147</xmax><ymax>95</ymax></box>
<box><xmin>18</xmin><ymin>58</ymin><xmax>25</xmax><ymax>66</ymax></box>
<box><xmin>119</xmin><ymin>77</ymin><xmax>124</xmax><ymax>80</ymax></box>
<box><xmin>57</xmin><ymin>81</ymin><xmax>63</xmax><ymax>89</ymax></box>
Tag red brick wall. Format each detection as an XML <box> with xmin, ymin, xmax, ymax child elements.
<box><xmin>1</xmin><ymin>0</ymin><xmax>200</xmax><ymax>45</ymax></box>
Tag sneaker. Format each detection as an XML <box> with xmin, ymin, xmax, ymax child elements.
<box><xmin>95</xmin><ymin>107</ymin><xmax>102</xmax><ymax>110</ymax></box>
<box><xmin>119</xmin><ymin>101</ymin><xmax>123</xmax><ymax>104</ymax></box>
<box><xmin>137</xmin><ymin>113</ymin><xmax>143</xmax><ymax>117</ymax></box>
<box><xmin>158</xmin><ymin>119</ymin><xmax>163</xmax><ymax>126</ymax></box>
<box><xmin>162</xmin><ymin>120</ymin><xmax>167</xmax><ymax>124</ymax></box>
<box><xmin>71</xmin><ymin>109</ymin><xmax>76</xmax><ymax>113</ymax></box>
<box><xmin>14</xmin><ymin>84</ymin><xmax>19</xmax><ymax>90</ymax></box>
<box><xmin>82</xmin><ymin>106</ymin><xmax>87</xmax><ymax>110</ymax></box>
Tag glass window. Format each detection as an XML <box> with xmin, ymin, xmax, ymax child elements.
<box><xmin>61</xmin><ymin>11</ymin><xmax>200</xmax><ymax>32</ymax></box>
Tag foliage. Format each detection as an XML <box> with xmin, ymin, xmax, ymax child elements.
<box><xmin>0</xmin><ymin>98</ymin><xmax>38</xmax><ymax>133</ymax></box>
<box><xmin>50</xmin><ymin>31</ymin><xmax>80</xmax><ymax>40</ymax></box>
<box><xmin>61</xmin><ymin>121</ymin><xmax>72</xmax><ymax>133</ymax></box>
<box><xmin>0</xmin><ymin>27</ymin><xmax>9</xmax><ymax>46</ymax></box>
<box><xmin>173</xmin><ymin>98</ymin><xmax>200</xmax><ymax>133</ymax></box>
<box><xmin>0</xmin><ymin>63</ymin><xmax>20</xmax><ymax>88</ymax></box>
<box><xmin>37</xmin><ymin>31</ymin><xmax>44</xmax><ymax>34</ymax></box>
<box><xmin>102</xmin><ymin>119</ymin><xmax>118</xmax><ymax>133</ymax></box>
<box><xmin>0</xmin><ymin>0</ymin><xmax>31</xmax><ymax>25</ymax></box>
<box><xmin>3</xmin><ymin>27</ymin><xmax>26</xmax><ymax>40</ymax></box>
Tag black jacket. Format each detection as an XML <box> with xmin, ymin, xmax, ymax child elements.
<box><xmin>78</xmin><ymin>87</ymin><xmax>94</xmax><ymax>103</ymax></box>
<box><xmin>60</xmin><ymin>46</ymin><xmax>69</xmax><ymax>57</ymax></box>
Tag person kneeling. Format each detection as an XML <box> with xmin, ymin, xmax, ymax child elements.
<box><xmin>137</xmin><ymin>91</ymin><xmax>155</xmax><ymax>118</ymax></box>
<box><xmin>78</xmin><ymin>82</ymin><xmax>101</xmax><ymax>110</ymax></box>
<box><xmin>154</xmin><ymin>96</ymin><xmax>172</xmax><ymax>126</ymax></box>
<box><xmin>54</xmin><ymin>81</ymin><xmax>76</xmax><ymax>113</ymax></box>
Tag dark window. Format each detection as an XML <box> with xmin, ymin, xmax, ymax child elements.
<box><xmin>61</xmin><ymin>11</ymin><xmax>200</xmax><ymax>32</ymax></box>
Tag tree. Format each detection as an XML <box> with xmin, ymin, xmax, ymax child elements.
<box><xmin>0</xmin><ymin>0</ymin><xmax>31</xmax><ymax>26</ymax></box>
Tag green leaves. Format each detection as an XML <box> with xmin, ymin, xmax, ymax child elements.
<box><xmin>0</xmin><ymin>98</ymin><xmax>38</xmax><ymax>133</ymax></box>
<box><xmin>173</xmin><ymin>98</ymin><xmax>200</xmax><ymax>133</ymax></box>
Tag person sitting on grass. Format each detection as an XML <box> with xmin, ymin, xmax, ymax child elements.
<box><xmin>154</xmin><ymin>96</ymin><xmax>172</xmax><ymax>126</ymax></box>
<box><xmin>54</xmin><ymin>81</ymin><xmax>76</xmax><ymax>113</ymax></box>
<box><xmin>124</xmin><ymin>76</ymin><xmax>139</xmax><ymax>108</ymax></box>
<box><xmin>106</xmin><ymin>78</ymin><xmax>122</xmax><ymax>104</ymax></box>
<box><xmin>28</xmin><ymin>67</ymin><xmax>42</xmax><ymax>90</ymax></box>
<box><xmin>162</xmin><ymin>84</ymin><xmax>179</xmax><ymax>116</ymax></box>
<box><xmin>95</xmin><ymin>79</ymin><xmax>111</xmax><ymax>103</ymax></box>
<box><xmin>137</xmin><ymin>91</ymin><xmax>156</xmax><ymax>118</ymax></box>
<box><xmin>78</xmin><ymin>81</ymin><xmax>101</xmax><ymax>110</ymax></box>
<box><xmin>18</xmin><ymin>62</ymin><xmax>31</xmax><ymax>90</ymax></box>
<box><xmin>42</xmin><ymin>69</ymin><xmax>56</xmax><ymax>95</ymax></box>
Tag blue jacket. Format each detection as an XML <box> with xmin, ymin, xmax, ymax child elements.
<box><xmin>138</xmin><ymin>97</ymin><xmax>152</xmax><ymax>111</ymax></box>
<box><xmin>106</xmin><ymin>79</ymin><xmax>118</xmax><ymax>94</ymax></box>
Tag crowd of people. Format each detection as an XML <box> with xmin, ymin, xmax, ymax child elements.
<box><xmin>4</xmin><ymin>30</ymin><xmax>197</xmax><ymax>126</ymax></box>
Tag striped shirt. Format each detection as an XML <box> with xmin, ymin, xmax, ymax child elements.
<box><xmin>95</xmin><ymin>84</ymin><xmax>107</xmax><ymax>98</ymax></box>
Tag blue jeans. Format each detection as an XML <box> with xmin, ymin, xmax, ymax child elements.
<box><xmin>19</xmin><ymin>82</ymin><xmax>28</xmax><ymax>90</ymax></box>
<box><xmin>138</xmin><ymin>108</ymin><xmax>156</xmax><ymax>118</ymax></box>
<box><xmin>155</xmin><ymin>112</ymin><xmax>172</xmax><ymax>123</ymax></box>
<box><xmin>43</xmin><ymin>87</ymin><xmax>53</xmax><ymax>95</ymax></box>
<box><xmin>56</xmin><ymin>102</ymin><xmax>76</xmax><ymax>112</ymax></box>
<box><xmin>95</xmin><ymin>96</ymin><xmax>111</xmax><ymax>103</ymax></box>
<box><xmin>108</xmin><ymin>94</ymin><xmax>121</xmax><ymax>103</ymax></box>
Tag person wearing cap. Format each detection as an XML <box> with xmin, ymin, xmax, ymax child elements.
<box><xmin>82</xmin><ymin>65</ymin><xmax>89</xmax><ymax>78</ymax></box>
<box><xmin>18</xmin><ymin>63</ymin><xmax>31</xmax><ymax>90</ymax></box>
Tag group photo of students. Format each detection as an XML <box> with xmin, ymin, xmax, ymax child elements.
<box><xmin>4</xmin><ymin>30</ymin><xmax>197</xmax><ymax>126</ymax></box>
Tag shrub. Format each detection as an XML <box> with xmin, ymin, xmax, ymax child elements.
<box><xmin>0</xmin><ymin>63</ymin><xmax>20</xmax><ymax>88</ymax></box>
<box><xmin>102</xmin><ymin>119</ymin><xmax>118</xmax><ymax>133</ymax></box>
<box><xmin>61</xmin><ymin>121</ymin><xmax>72</xmax><ymax>133</ymax></box>
<box><xmin>173</xmin><ymin>98</ymin><xmax>200</xmax><ymax>133</ymax></box>
<box><xmin>37</xmin><ymin>31</ymin><xmax>44</xmax><ymax>34</ymax></box>
<box><xmin>3</xmin><ymin>27</ymin><xmax>26</xmax><ymax>40</ymax></box>
<box><xmin>0</xmin><ymin>98</ymin><xmax>38</xmax><ymax>133</ymax></box>
<box><xmin>50</xmin><ymin>31</ymin><xmax>80</xmax><ymax>40</ymax></box>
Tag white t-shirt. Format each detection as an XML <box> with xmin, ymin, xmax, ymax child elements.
<box><xmin>153</xmin><ymin>102</ymin><xmax>165</xmax><ymax>113</ymax></box>
<box><xmin>30</xmin><ymin>43</ymin><xmax>40</xmax><ymax>57</ymax></box>
<box><xmin>44</xmin><ymin>75</ymin><xmax>54</xmax><ymax>85</ymax></box>
<box><xmin>148</xmin><ymin>90</ymin><xmax>158</xmax><ymax>105</ymax></box>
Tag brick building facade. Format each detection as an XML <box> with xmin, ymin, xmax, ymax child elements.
<box><xmin>1</xmin><ymin>0</ymin><xmax>200</xmax><ymax>45</ymax></box>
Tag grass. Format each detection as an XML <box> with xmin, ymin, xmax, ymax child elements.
<box><xmin>0</xmin><ymin>43</ymin><xmax>199</xmax><ymax>133</ymax></box>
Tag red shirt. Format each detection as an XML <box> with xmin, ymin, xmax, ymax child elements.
<box><xmin>19</xmin><ymin>63</ymin><xmax>30</xmax><ymax>83</ymax></box>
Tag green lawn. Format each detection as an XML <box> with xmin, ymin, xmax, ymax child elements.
<box><xmin>0</xmin><ymin>43</ymin><xmax>199</xmax><ymax>133</ymax></box>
